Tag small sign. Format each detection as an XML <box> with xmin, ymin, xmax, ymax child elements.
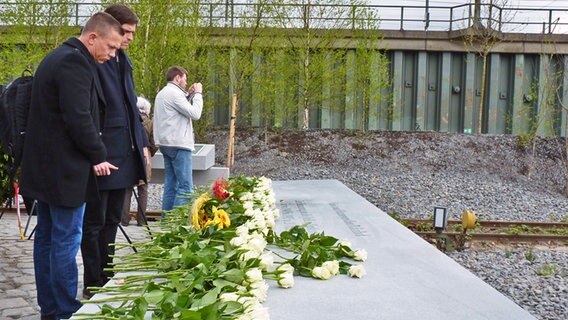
<box><xmin>433</xmin><ymin>207</ymin><xmax>448</xmax><ymax>229</ymax></box>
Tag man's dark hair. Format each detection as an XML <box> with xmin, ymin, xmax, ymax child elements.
<box><xmin>105</xmin><ymin>4</ymin><xmax>139</xmax><ymax>25</ymax></box>
<box><xmin>166</xmin><ymin>66</ymin><xmax>188</xmax><ymax>82</ymax></box>
<box><xmin>82</xmin><ymin>12</ymin><xmax>123</xmax><ymax>37</ymax></box>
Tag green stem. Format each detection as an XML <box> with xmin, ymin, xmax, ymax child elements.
<box><xmin>81</xmin><ymin>295</ymin><xmax>137</xmax><ymax>304</ymax></box>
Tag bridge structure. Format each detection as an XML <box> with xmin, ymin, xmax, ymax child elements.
<box><xmin>2</xmin><ymin>1</ymin><xmax>568</xmax><ymax>136</ymax></box>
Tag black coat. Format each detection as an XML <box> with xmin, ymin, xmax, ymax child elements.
<box><xmin>95</xmin><ymin>49</ymin><xmax>148</xmax><ymax>190</ymax></box>
<box><xmin>20</xmin><ymin>37</ymin><xmax>107</xmax><ymax>207</ymax></box>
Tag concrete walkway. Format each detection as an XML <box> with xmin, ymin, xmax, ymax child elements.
<box><xmin>0</xmin><ymin>211</ymin><xmax>153</xmax><ymax>319</ymax></box>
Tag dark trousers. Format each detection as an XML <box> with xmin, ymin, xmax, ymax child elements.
<box><xmin>121</xmin><ymin>183</ymin><xmax>148</xmax><ymax>226</ymax></box>
<box><xmin>81</xmin><ymin>188</ymin><xmax>126</xmax><ymax>289</ymax></box>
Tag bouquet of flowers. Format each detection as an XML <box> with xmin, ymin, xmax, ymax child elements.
<box><xmin>190</xmin><ymin>182</ymin><xmax>231</xmax><ymax>230</ymax></box>
<box><xmin>75</xmin><ymin>176</ymin><xmax>367</xmax><ymax>320</ymax></box>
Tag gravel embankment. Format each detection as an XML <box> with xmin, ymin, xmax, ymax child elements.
<box><xmin>145</xmin><ymin>129</ymin><xmax>567</xmax><ymax>320</ymax></box>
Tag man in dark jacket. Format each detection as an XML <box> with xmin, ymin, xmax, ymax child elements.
<box><xmin>81</xmin><ymin>4</ymin><xmax>149</xmax><ymax>298</ymax></box>
<box><xmin>19</xmin><ymin>12</ymin><xmax>122</xmax><ymax>320</ymax></box>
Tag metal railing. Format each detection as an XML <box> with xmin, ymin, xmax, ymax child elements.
<box><xmin>0</xmin><ymin>1</ymin><xmax>567</xmax><ymax>34</ymax></box>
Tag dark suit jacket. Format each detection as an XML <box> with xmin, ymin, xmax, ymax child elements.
<box><xmin>20</xmin><ymin>37</ymin><xmax>107</xmax><ymax>207</ymax></box>
<box><xmin>95</xmin><ymin>49</ymin><xmax>148</xmax><ymax>190</ymax></box>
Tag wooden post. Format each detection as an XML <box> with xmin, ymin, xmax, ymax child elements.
<box><xmin>227</xmin><ymin>94</ymin><xmax>237</xmax><ymax>167</ymax></box>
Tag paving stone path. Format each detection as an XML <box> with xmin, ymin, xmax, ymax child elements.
<box><xmin>0</xmin><ymin>211</ymin><xmax>152</xmax><ymax>319</ymax></box>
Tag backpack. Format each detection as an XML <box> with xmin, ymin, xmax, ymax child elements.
<box><xmin>0</xmin><ymin>69</ymin><xmax>34</xmax><ymax>185</ymax></box>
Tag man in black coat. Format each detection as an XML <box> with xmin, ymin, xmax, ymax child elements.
<box><xmin>19</xmin><ymin>12</ymin><xmax>122</xmax><ymax>320</ymax></box>
<box><xmin>81</xmin><ymin>4</ymin><xmax>149</xmax><ymax>298</ymax></box>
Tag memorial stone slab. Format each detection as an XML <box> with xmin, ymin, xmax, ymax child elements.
<box><xmin>265</xmin><ymin>179</ymin><xmax>535</xmax><ymax>320</ymax></box>
<box><xmin>150</xmin><ymin>144</ymin><xmax>229</xmax><ymax>186</ymax></box>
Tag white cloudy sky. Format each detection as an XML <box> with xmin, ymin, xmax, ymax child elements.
<box><xmin>368</xmin><ymin>0</ymin><xmax>568</xmax><ymax>8</ymax></box>
<box><xmin>364</xmin><ymin>0</ymin><xmax>568</xmax><ymax>32</ymax></box>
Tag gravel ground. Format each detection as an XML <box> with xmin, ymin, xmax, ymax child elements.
<box><xmin>145</xmin><ymin>129</ymin><xmax>567</xmax><ymax>320</ymax></box>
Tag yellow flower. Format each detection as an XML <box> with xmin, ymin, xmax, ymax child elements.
<box><xmin>213</xmin><ymin>206</ymin><xmax>231</xmax><ymax>229</ymax></box>
<box><xmin>190</xmin><ymin>193</ymin><xmax>211</xmax><ymax>230</ymax></box>
<box><xmin>461</xmin><ymin>210</ymin><xmax>477</xmax><ymax>229</ymax></box>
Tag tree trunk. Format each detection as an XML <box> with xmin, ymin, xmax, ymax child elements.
<box><xmin>477</xmin><ymin>53</ymin><xmax>488</xmax><ymax>134</ymax></box>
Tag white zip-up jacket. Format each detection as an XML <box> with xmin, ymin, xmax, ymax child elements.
<box><xmin>153</xmin><ymin>82</ymin><xmax>203</xmax><ymax>151</ymax></box>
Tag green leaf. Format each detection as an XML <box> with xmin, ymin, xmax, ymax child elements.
<box><xmin>200</xmin><ymin>289</ymin><xmax>220</xmax><ymax>307</ymax></box>
<box><xmin>144</xmin><ymin>289</ymin><xmax>164</xmax><ymax>305</ymax></box>
<box><xmin>131</xmin><ymin>297</ymin><xmax>148</xmax><ymax>319</ymax></box>
<box><xmin>199</xmin><ymin>303</ymin><xmax>219</xmax><ymax>320</ymax></box>
<box><xmin>220</xmin><ymin>301</ymin><xmax>243</xmax><ymax>315</ymax></box>
<box><xmin>301</xmin><ymin>240</ymin><xmax>311</xmax><ymax>252</ymax></box>
<box><xmin>179</xmin><ymin>309</ymin><xmax>201</xmax><ymax>320</ymax></box>
<box><xmin>319</xmin><ymin>235</ymin><xmax>338</xmax><ymax>247</ymax></box>
<box><xmin>212</xmin><ymin>279</ymin><xmax>236</xmax><ymax>290</ymax></box>
<box><xmin>221</xmin><ymin>268</ymin><xmax>244</xmax><ymax>283</ymax></box>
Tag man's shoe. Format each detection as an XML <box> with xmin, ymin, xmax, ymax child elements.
<box><xmin>40</xmin><ymin>315</ymin><xmax>56</xmax><ymax>320</ymax></box>
<box><xmin>83</xmin><ymin>288</ymin><xmax>94</xmax><ymax>299</ymax></box>
<box><xmin>120</xmin><ymin>222</ymin><xmax>129</xmax><ymax>227</ymax></box>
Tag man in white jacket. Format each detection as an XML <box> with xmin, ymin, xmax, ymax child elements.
<box><xmin>153</xmin><ymin>66</ymin><xmax>203</xmax><ymax>212</ymax></box>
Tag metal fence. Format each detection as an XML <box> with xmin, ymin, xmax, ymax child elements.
<box><xmin>0</xmin><ymin>1</ymin><xmax>567</xmax><ymax>34</ymax></box>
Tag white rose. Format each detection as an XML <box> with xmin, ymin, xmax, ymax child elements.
<box><xmin>247</xmin><ymin>234</ymin><xmax>267</xmax><ymax>252</ymax></box>
<box><xmin>277</xmin><ymin>263</ymin><xmax>294</xmax><ymax>274</ymax></box>
<box><xmin>239</xmin><ymin>249</ymin><xmax>261</xmax><ymax>263</ymax></box>
<box><xmin>249</xmin><ymin>281</ymin><xmax>269</xmax><ymax>302</ymax></box>
<box><xmin>353</xmin><ymin>249</ymin><xmax>368</xmax><ymax>262</ymax></box>
<box><xmin>235</xmin><ymin>314</ymin><xmax>252</xmax><ymax>320</ymax></box>
<box><xmin>247</xmin><ymin>305</ymin><xmax>270</xmax><ymax>320</ymax></box>
<box><xmin>272</xmin><ymin>208</ymin><xmax>281</xmax><ymax>218</ymax></box>
<box><xmin>240</xmin><ymin>192</ymin><xmax>254</xmax><ymax>201</ymax></box>
<box><xmin>348</xmin><ymin>265</ymin><xmax>366</xmax><ymax>278</ymax></box>
<box><xmin>252</xmin><ymin>214</ymin><xmax>267</xmax><ymax>230</ymax></box>
<box><xmin>230</xmin><ymin>235</ymin><xmax>247</xmax><ymax>247</ymax></box>
<box><xmin>258</xmin><ymin>227</ymin><xmax>270</xmax><ymax>237</ymax></box>
<box><xmin>253</xmin><ymin>208</ymin><xmax>265</xmax><ymax>218</ymax></box>
<box><xmin>264</xmin><ymin>214</ymin><xmax>275</xmax><ymax>229</ymax></box>
<box><xmin>243</xmin><ymin>220</ymin><xmax>257</xmax><ymax>231</ymax></box>
<box><xmin>338</xmin><ymin>239</ymin><xmax>352</xmax><ymax>249</ymax></box>
<box><xmin>246</xmin><ymin>268</ymin><xmax>264</xmax><ymax>283</ymax></box>
<box><xmin>241</xmin><ymin>298</ymin><xmax>269</xmax><ymax>319</ymax></box>
<box><xmin>264</xmin><ymin>193</ymin><xmax>276</xmax><ymax>204</ymax></box>
<box><xmin>322</xmin><ymin>260</ymin><xmax>340</xmax><ymax>275</ymax></box>
<box><xmin>243</xmin><ymin>201</ymin><xmax>254</xmax><ymax>210</ymax></box>
<box><xmin>311</xmin><ymin>266</ymin><xmax>332</xmax><ymax>280</ymax></box>
<box><xmin>237</xmin><ymin>295</ymin><xmax>254</xmax><ymax>305</ymax></box>
<box><xmin>243</xmin><ymin>208</ymin><xmax>255</xmax><ymax>217</ymax></box>
<box><xmin>220</xmin><ymin>292</ymin><xmax>240</xmax><ymax>302</ymax></box>
<box><xmin>236</xmin><ymin>225</ymin><xmax>249</xmax><ymax>237</ymax></box>
<box><xmin>259</xmin><ymin>251</ymin><xmax>274</xmax><ymax>270</ymax></box>
<box><xmin>259</xmin><ymin>176</ymin><xmax>271</xmax><ymax>186</ymax></box>
<box><xmin>277</xmin><ymin>273</ymin><xmax>295</xmax><ymax>288</ymax></box>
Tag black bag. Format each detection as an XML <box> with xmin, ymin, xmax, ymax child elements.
<box><xmin>0</xmin><ymin>69</ymin><xmax>34</xmax><ymax>183</ymax></box>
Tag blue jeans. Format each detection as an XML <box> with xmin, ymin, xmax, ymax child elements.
<box><xmin>34</xmin><ymin>200</ymin><xmax>85</xmax><ymax>319</ymax></box>
<box><xmin>160</xmin><ymin>146</ymin><xmax>193</xmax><ymax>213</ymax></box>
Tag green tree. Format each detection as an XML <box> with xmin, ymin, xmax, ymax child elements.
<box><xmin>0</xmin><ymin>0</ymin><xmax>77</xmax><ymax>204</ymax></box>
<box><xmin>118</xmin><ymin>0</ymin><xmax>215</xmax><ymax>140</ymax></box>
<box><xmin>347</xmin><ymin>4</ymin><xmax>391</xmax><ymax>131</ymax></box>
<box><xmin>0</xmin><ymin>0</ymin><xmax>77</xmax><ymax>81</ymax></box>
<box><xmin>271</xmin><ymin>0</ymin><xmax>383</xmax><ymax>129</ymax></box>
<box><xmin>462</xmin><ymin>0</ymin><xmax>517</xmax><ymax>134</ymax></box>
